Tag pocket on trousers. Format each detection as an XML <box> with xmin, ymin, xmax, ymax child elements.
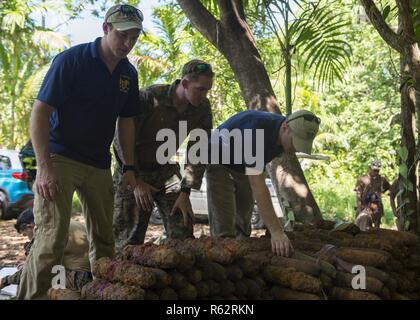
<box><xmin>37</xmin><ymin>199</ymin><xmax>56</xmax><ymax>230</ymax></box>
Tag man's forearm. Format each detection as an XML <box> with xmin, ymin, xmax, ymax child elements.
<box><xmin>248</xmin><ymin>175</ymin><xmax>284</xmax><ymax>235</ymax></box>
<box><xmin>117</xmin><ymin>117</ymin><xmax>135</xmax><ymax>166</ymax></box>
<box><xmin>30</xmin><ymin>100</ymin><xmax>54</xmax><ymax>166</ymax></box>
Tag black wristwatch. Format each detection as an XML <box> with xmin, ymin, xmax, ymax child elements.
<box><xmin>122</xmin><ymin>165</ymin><xmax>136</xmax><ymax>174</ymax></box>
<box><xmin>180</xmin><ymin>186</ymin><xmax>191</xmax><ymax>195</ymax></box>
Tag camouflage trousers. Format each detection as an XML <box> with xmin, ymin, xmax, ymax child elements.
<box><xmin>7</xmin><ymin>267</ymin><xmax>91</xmax><ymax>292</ymax></box>
<box><xmin>65</xmin><ymin>270</ymin><xmax>92</xmax><ymax>291</ymax></box>
<box><xmin>113</xmin><ymin>164</ymin><xmax>193</xmax><ymax>254</ymax></box>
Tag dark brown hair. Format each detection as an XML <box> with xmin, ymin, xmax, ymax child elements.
<box><xmin>181</xmin><ymin>59</ymin><xmax>214</xmax><ymax>81</ymax></box>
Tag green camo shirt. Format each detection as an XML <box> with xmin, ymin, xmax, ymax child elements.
<box><xmin>114</xmin><ymin>79</ymin><xmax>213</xmax><ymax>190</ymax></box>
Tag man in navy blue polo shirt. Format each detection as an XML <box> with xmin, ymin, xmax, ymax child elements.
<box><xmin>17</xmin><ymin>4</ymin><xmax>144</xmax><ymax>299</ymax></box>
<box><xmin>206</xmin><ymin>110</ymin><xmax>320</xmax><ymax>257</ymax></box>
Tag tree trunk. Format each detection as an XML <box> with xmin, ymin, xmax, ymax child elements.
<box><xmin>178</xmin><ymin>0</ymin><xmax>323</xmax><ymax>223</ymax></box>
<box><xmin>360</xmin><ymin>0</ymin><xmax>420</xmax><ymax>234</ymax></box>
<box><xmin>399</xmin><ymin>16</ymin><xmax>420</xmax><ymax>234</ymax></box>
<box><xmin>400</xmin><ymin>52</ymin><xmax>418</xmax><ymax>232</ymax></box>
<box><xmin>266</xmin><ymin>156</ymin><xmax>321</xmax><ymax>224</ymax></box>
<box><xmin>407</xmin><ymin>42</ymin><xmax>420</xmax><ymax>234</ymax></box>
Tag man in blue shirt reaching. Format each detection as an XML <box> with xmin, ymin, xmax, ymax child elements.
<box><xmin>206</xmin><ymin>110</ymin><xmax>320</xmax><ymax>257</ymax></box>
<box><xmin>17</xmin><ymin>4</ymin><xmax>144</xmax><ymax>299</ymax></box>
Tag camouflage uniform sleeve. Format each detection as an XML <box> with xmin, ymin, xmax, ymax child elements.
<box><xmin>5</xmin><ymin>268</ymin><xmax>23</xmax><ymax>285</ymax></box>
<box><xmin>180</xmin><ymin>102</ymin><xmax>213</xmax><ymax>190</ymax></box>
<box><xmin>112</xmin><ymin>136</ymin><xmax>124</xmax><ymax>174</ymax></box>
<box><xmin>113</xmin><ymin>89</ymin><xmax>155</xmax><ymax>175</ymax></box>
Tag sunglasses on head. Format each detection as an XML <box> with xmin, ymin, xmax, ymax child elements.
<box><xmin>186</xmin><ymin>63</ymin><xmax>212</xmax><ymax>74</ymax></box>
<box><xmin>287</xmin><ymin>114</ymin><xmax>321</xmax><ymax>124</ymax></box>
<box><xmin>106</xmin><ymin>4</ymin><xmax>144</xmax><ymax>23</ymax></box>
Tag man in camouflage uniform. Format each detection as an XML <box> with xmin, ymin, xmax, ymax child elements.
<box><xmin>354</xmin><ymin>160</ymin><xmax>391</xmax><ymax>228</ymax></box>
<box><xmin>113</xmin><ymin>60</ymin><xmax>214</xmax><ymax>253</ymax></box>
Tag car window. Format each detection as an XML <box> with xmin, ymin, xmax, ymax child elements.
<box><xmin>0</xmin><ymin>155</ymin><xmax>12</xmax><ymax>170</ymax></box>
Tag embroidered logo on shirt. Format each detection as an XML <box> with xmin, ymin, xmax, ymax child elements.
<box><xmin>120</xmin><ymin>75</ymin><xmax>131</xmax><ymax>93</ymax></box>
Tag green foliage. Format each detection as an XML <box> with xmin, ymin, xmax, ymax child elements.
<box><xmin>0</xmin><ymin>0</ymin><xmax>71</xmax><ymax>149</ymax></box>
<box><xmin>308</xmin><ymin>172</ymin><xmax>396</xmax><ymax>227</ymax></box>
<box><xmin>292</xmin><ymin>0</ymin><xmax>352</xmax><ymax>90</ymax></box>
<box><xmin>248</xmin><ymin>0</ymin><xmax>353</xmax><ymax>116</ymax></box>
<box><xmin>72</xmin><ymin>193</ymin><xmax>82</xmax><ymax>213</ymax></box>
<box><xmin>302</xmin><ymin>18</ymin><xmax>401</xmax><ymax>226</ymax></box>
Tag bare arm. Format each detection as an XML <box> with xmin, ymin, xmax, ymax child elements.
<box><xmin>116</xmin><ymin>117</ymin><xmax>135</xmax><ymax>167</ymax></box>
<box><xmin>248</xmin><ymin>174</ymin><xmax>292</xmax><ymax>256</ymax></box>
<box><xmin>30</xmin><ymin>100</ymin><xmax>59</xmax><ymax>201</ymax></box>
<box><xmin>116</xmin><ymin>117</ymin><xmax>138</xmax><ymax>194</ymax></box>
<box><xmin>116</xmin><ymin>117</ymin><xmax>158</xmax><ymax>211</ymax></box>
<box><xmin>30</xmin><ymin>100</ymin><xmax>54</xmax><ymax>167</ymax></box>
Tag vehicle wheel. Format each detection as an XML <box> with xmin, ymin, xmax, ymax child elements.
<box><xmin>149</xmin><ymin>206</ymin><xmax>163</xmax><ymax>225</ymax></box>
<box><xmin>0</xmin><ymin>191</ymin><xmax>10</xmax><ymax>220</ymax></box>
<box><xmin>251</xmin><ymin>205</ymin><xmax>265</xmax><ymax>229</ymax></box>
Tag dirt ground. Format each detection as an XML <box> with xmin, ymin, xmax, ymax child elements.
<box><xmin>0</xmin><ymin>213</ymin><xmax>266</xmax><ymax>268</ymax></box>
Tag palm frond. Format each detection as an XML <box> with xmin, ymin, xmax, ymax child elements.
<box><xmin>20</xmin><ymin>63</ymin><xmax>51</xmax><ymax>103</ymax></box>
<box><xmin>128</xmin><ymin>54</ymin><xmax>167</xmax><ymax>73</ymax></box>
<box><xmin>294</xmin><ymin>1</ymin><xmax>352</xmax><ymax>90</ymax></box>
<box><xmin>1</xmin><ymin>9</ymin><xmax>26</xmax><ymax>33</ymax></box>
<box><xmin>32</xmin><ymin>30</ymin><xmax>70</xmax><ymax>50</ymax></box>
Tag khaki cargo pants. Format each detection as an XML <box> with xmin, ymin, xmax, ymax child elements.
<box><xmin>17</xmin><ymin>154</ymin><xmax>114</xmax><ymax>300</ymax></box>
<box><xmin>206</xmin><ymin>165</ymin><xmax>254</xmax><ymax>239</ymax></box>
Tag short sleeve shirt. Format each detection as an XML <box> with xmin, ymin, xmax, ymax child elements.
<box><xmin>209</xmin><ymin>110</ymin><xmax>285</xmax><ymax>174</ymax></box>
<box><xmin>37</xmin><ymin>37</ymin><xmax>141</xmax><ymax>169</ymax></box>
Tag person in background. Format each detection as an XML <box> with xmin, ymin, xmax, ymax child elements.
<box><xmin>0</xmin><ymin>208</ymin><xmax>91</xmax><ymax>293</ymax></box>
<box><xmin>355</xmin><ymin>192</ymin><xmax>381</xmax><ymax>231</ymax></box>
<box><xmin>354</xmin><ymin>160</ymin><xmax>390</xmax><ymax>228</ymax></box>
